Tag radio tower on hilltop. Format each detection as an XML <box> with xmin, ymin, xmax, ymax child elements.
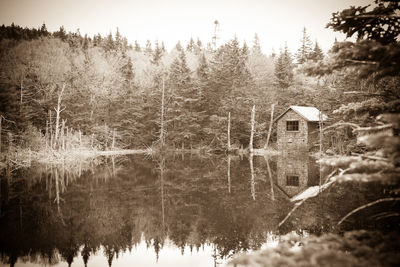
<box><xmin>212</xmin><ymin>19</ymin><xmax>219</xmax><ymax>50</ymax></box>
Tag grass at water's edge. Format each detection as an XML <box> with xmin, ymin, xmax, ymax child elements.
<box><xmin>0</xmin><ymin>147</ymin><xmax>152</xmax><ymax>171</ymax></box>
<box><xmin>0</xmin><ymin>145</ymin><xmax>281</xmax><ymax>171</ymax></box>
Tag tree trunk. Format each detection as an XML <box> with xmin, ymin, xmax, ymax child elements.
<box><xmin>227</xmin><ymin>112</ymin><xmax>231</xmax><ymax>151</ymax></box>
<box><xmin>60</xmin><ymin>120</ymin><xmax>65</xmax><ymax>151</ymax></box>
<box><xmin>54</xmin><ymin>83</ymin><xmax>66</xmax><ymax>149</ymax></box>
<box><xmin>112</xmin><ymin>128</ymin><xmax>116</xmax><ymax>150</ymax></box>
<box><xmin>159</xmin><ymin>77</ymin><xmax>165</xmax><ymax>146</ymax></box>
<box><xmin>91</xmin><ymin>133</ymin><xmax>94</xmax><ymax>148</ymax></box>
<box><xmin>249</xmin><ymin>105</ymin><xmax>256</xmax><ymax>153</ymax></box>
<box><xmin>265</xmin><ymin>104</ymin><xmax>275</xmax><ymax>148</ymax></box>
<box><xmin>49</xmin><ymin>110</ymin><xmax>53</xmax><ymax>148</ymax></box>
<box><xmin>265</xmin><ymin>156</ymin><xmax>275</xmax><ymax>201</ymax></box>
<box><xmin>249</xmin><ymin>154</ymin><xmax>255</xmax><ymax>200</ymax></box>
<box><xmin>0</xmin><ymin>116</ymin><xmax>2</xmax><ymax>153</ymax></box>
<box><xmin>227</xmin><ymin>155</ymin><xmax>231</xmax><ymax>193</ymax></box>
<box><xmin>319</xmin><ymin>111</ymin><xmax>323</xmax><ymax>187</ymax></box>
<box><xmin>45</xmin><ymin>120</ymin><xmax>49</xmax><ymax>149</ymax></box>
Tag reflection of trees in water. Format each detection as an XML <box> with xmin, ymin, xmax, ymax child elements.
<box><xmin>0</xmin><ymin>155</ymin><xmax>305</xmax><ymax>266</ymax></box>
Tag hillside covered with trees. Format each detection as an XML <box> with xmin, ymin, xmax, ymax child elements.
<box><xmin>0</xmin><ymin>22</ymin><xmax>331</xmax><ymax>154</ymax></box>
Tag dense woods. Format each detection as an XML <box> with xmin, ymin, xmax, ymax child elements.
<box><xmin>0</xmin><ymin>22</ymin><xmax>332</xmax><ymax>153</ymax></box>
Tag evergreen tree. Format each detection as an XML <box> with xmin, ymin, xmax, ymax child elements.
<box><xmin>115</xmin><ymin>27</ymin><xmax>122</xmax><ymax>50</ymax></box>
<box><xmin>134</xmin><ymin>40</ymin><xmax>141</xmax><ymax>52</ymax></box>
<box><xmin>161</xmin><ymin>41</ymin><xmax>166</xmax><ymax>53</ymax></box>
<box><xmin>275</xmin><ymin>44</ymin><xmax>294</xmax><ymax>88</ymax></box>
<box><xmin>151</xmin><ymin>40</ymin><xmax>163</xmax><ymax>65</ymax></box>
<box><xmin>196</xmin><ymin>53</ymin><xmax>209</xmax><ymax>81</ymax></box>
<box><xmin>186</xmin><ymin>37</ymin><xmax>195</xmax><ymax>52</ymax></box>
<box><xmin>120</xmin><ymin>56</ymin><xmax>134</xmax><ymax>86</ymax></box>
<box><xmin>194</xmin><ymin>38</ymin><xmax>203</xmax><ymax>55</ymax></box>
<box><xmin>104</xmin><ymin>32</ymin><xmax>114</xmax><ymax>52</ymax></box>
<box><xmin>82</xmin><ymin>34</ymin><xmax>89</xmax><ymax>50</ymax></box>
<box><xmin>242</xmin><ymin>41</ymin><xmax>249</xmax><ymax>59</ymax></box>
<box><xmin>121</xmin><ymin>37</ymin><xmax>129</xmax><ymax>52</ymax></box>
<box><xmin>296</xmin><ymin>27</ymin><xmax>313</xmax><ymax>64</ymax></box>
<box><xmin>175</xmin><ymin>41</ymin><xmax>183</xmax><ymax>52</ymax></box>
<box><xmin>93</xmin><ymin>33</ymin><xmax>102</xmax><ymax>47</ymax></box>
<box><xmin>54</xmin><ymin>26</ymin><xmax>67</xmax><ymax>41</ymax></box>
<box><xmin>145</xmin><ymin>40</ymin><xmax>152</xmax><ymax>55</ymax></box>
<box><xmin>40</xmin><ymin>23</ymin><xmax>49</xmax><ymax>36</ymax></box>
<box><xmin>310</xmin><ymin>40</ymin><xmax>324</xmax><ymax>61</ymax></box>
<box><xmin>252</xmin><ymin>33</ymin><xmax>262</xmax><ymax>54</ymax></box>
<box><xmin>167</xmin><ymin>49</ymin><xmax>200</xmax><ymax>146</ymax></box>
<box><xmin>271</xmin><ymin>48</ymin><xmax>276</xmax><ymax>58</ymax></box>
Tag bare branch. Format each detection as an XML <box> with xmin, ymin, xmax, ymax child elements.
<box><xmin>345</xmin><ymin>59</ymin><xmax>378</xmax><ymax>65</ymax></box>
<box><xmin>323</xmin><ymin>122</ymin><xmax>360</xmax><ymax>132</ymax></box>
<box><xmin>338</xmin><ymin>198</ymin><xmax>400</xmax><ymax>225</ymax></box>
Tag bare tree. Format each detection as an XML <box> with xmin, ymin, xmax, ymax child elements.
<box><xmin>54</xmin><ymin>83</ymin><xmax>66</xmax><ymax>148</ymax></box>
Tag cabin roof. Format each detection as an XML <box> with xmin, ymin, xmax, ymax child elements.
<box><xmin>274</xmin><ymin>106</ymin><xmax>328</xmax><ymax>122</ymax></box>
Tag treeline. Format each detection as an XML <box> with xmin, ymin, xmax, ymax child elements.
<box><xmin>0</xmin><ymin>23</ymin><xmax>333</xmax><ymax>151</ymax></box>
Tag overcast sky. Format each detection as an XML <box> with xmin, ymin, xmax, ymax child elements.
<box><xmin>0</xmin><ymin>0</ymin><xmax>371</xmax><ymax>54</ymax></box>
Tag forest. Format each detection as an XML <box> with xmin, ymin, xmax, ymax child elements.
<box><xmin>0</xmin><ymin>18</ymin><xmax>330</xmax><ymax>154</ymax></box>
<box><xmin>0</xmin><ymin>1</ymin><xmax>398</xmax><ymax>163</ymax></box>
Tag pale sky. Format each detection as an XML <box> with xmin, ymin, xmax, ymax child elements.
<box><xmin>0</xmin><ymin>0</ymin><xmax>372</xmax><ymax>54</ymax></box>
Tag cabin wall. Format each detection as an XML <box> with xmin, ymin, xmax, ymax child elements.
<box><xmin>307</xmin><ymin>122</ymin><xmax>319</xmax><ymax>149</ymax></box>
<box><xmin>276</xmin><ymin>110</ymin><xmax>308</xmax><ymax>150</ymax></box>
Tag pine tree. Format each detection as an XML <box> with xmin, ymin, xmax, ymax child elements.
<box><xmin>82</xmin><ymin>34</ymin><xmax>89</xmax><ymax>50</ymax></box>
<box><xmin>194</xmin><ymin>38</ymin><xmax>203</xmax><ymax>55</ymax></box>
<box><xmin>93</xmin><ymin>33</ymin><xmax>102</xmax><ymax>47</ymax></box>
<box><xmin>145</xmin><ymin>40</ymin><xmax>152</xmax><ymax>55</ymax></box>
<box><xmin>134</xmin><ymin>40</ymin><xmax>141</xmax><ymax>52</ymax></box>
<box><xmin>151</xmin><ymin>40</ymin><xmax>163</xmax><ymax>65</ymax></box>
<box><xmin>196</xmin><ymin>53</ymin><xmax>209</xmax><ymax>81</ymax></box>
<box><xmin>242</xmin><ymin>41</ymin><xmax>249</xmax><ymax>59</ymax></box>
<box><xmin>40</xmin><ymin>23</ymin><xmax>49</xmax><ymax>36</ymax></box>
<box><xmin>115</xmin><ymin>27</ymin><xmax>122</xmax><ymax>51</ymax></box>
<box><xmin>252</xmin><ymin>33</ymin><xmax>262</xmax><ymax>54</ymax></box>
<box><xmin>120</xmin><ymin>56</ymin><xmax>134</xmax><ymax>86</ymax></box>
<box><xmin>175</xmin><ymin>41</ymin><xmax>183</xmax><ymax>52</ymax></box>
<box><xmin>104</xmin><ymin>32</ymin><xmax>114</xmax><ymax>52</ymax></box>
<box><xmin>275</xmin><ymin>43</ymin><xmax>294</xmax><ymax>88</ymax></box>
<box><xmin>167</xmin><ymin>49</ymin><xmax>199</xmax><ymax>146</ymax></box>
<box><xmin>187</xmin><ymin>37</ymin><xmax>195</xmax><ymax>52</ymax></box>
<box><xmin>271</xmin><ymin>48</ymin><xmax>276</xmax><ymax>58</ymax></box>
<box><xmin>54</xmin><ymin>26</ymin><xmax>67</xmax><ymax>41</ymax></box>
<box><xmin>296</xmin><ymin>27</ymin><xmax>313</xmax><ymax>64</ymax></box>
<box><xmin>161</xmin><ymin>41</ymin><xmax>166</xmax><ymax>53</ymax></box>
<box><xmin>310</xmin><ymin>40</ymin><xmax>324</xmax><ymax>61</ymax></box>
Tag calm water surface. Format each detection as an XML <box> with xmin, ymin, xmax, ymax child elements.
<box><xmin>0</xmin><ymin>154</ymin><xmax>391</xmax><ymax>267</ymax></box>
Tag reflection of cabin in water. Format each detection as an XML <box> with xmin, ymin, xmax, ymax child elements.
<box><xmin>275</xmin><ymin>106</ymin><xmax>327</xmax><ymax>150</ymax></box>
<box><xmin>276</xmin><ymin>156</ymin><xmax>320</xmax><ymax>198</ymax></box>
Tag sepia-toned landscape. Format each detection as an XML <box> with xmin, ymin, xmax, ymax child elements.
<box><xmin>0</xmin><ymin>0</ymin><xmax>399</xmax><ymax>266</ymax></box>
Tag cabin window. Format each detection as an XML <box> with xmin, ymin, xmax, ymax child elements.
<box><xmin>286</xmin><ymin>175</ymin><xmax>299</xmax><ymax>186</ymax></box>
<box><xmin>286</xmin><ymin>121</ymin><xmax>299</xmax><ymax>131</ymax></box>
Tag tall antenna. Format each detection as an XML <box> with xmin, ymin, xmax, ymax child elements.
<box><xmin>212</xmin><ymin>19</ymin><xmax>219</xmax><ymax>50</ymax></box>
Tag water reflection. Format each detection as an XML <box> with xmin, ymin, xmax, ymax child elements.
<box><xmin>0</xmin><ymin>154</ymin><xmax>387</xmax><ymax>267</ymax></box>
<box><xmin>275</xmin><ymin>155</ymin><xmax>320</xmax><ymax>199</ymax></box>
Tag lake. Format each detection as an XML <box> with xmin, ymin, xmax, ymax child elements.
<box><xmin>0</xmin><ymin>154</ymin><xmax>395</xmax><ymax>267</ymax></box>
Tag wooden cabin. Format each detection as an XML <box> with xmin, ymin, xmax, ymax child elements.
<box><xmin>274</xmin><ymin>106</ymin><xmax>327</xmax><ymax>150</ymax></box>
